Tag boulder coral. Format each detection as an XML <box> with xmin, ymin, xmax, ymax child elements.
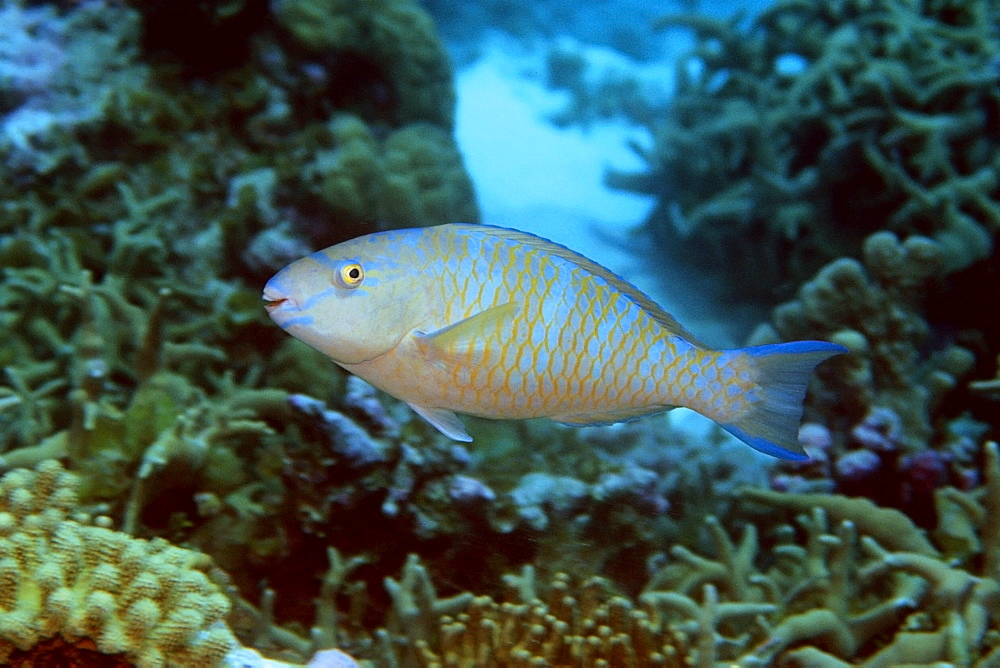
<box><xmin>273</xmin><ymin>0</ymin><xmax>456</xmax><ymax>129</ymax></box>
<box><xmin>0</xmin><ymin>460</ymin><xmax>238</xmax><ymax>667</ymax></box>
<box><xmin>755</xmin><ymin>230</ymin><xmax>976</xmax><ymax>447</ymax></box>
<box><xmin>302</xmin><ymin>114</ymin><xmax>478</xmax><ymax>232</ymax></box>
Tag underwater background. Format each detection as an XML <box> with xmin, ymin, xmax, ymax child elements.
<box><xmin>0</xmin><ymin>0</ymin><xmax>998</xmax><ymax>665</ymax></box>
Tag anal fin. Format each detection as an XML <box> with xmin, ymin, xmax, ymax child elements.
<box><xmin>408</xmin><ymin>403</ymin><xmax>472</xmax><ymax>442</ymax></box>
<box><xmin>553</xmin><ymin>405</ymin><xmax>672</xmax><ymax>428</ymax></box>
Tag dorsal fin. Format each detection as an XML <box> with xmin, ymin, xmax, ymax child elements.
<box><xmin>449</xmin><ymin>223</ymin><xmax>708</xmax><ymax>348</ymax></box>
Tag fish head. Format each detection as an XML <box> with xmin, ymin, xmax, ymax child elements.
<box><xmin>263</xmin><ymin>238</ymin><xmax>421</xmax><ymax>365</ymax></box>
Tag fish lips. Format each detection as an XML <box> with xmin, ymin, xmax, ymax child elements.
<box><xmin>262</xmin><ymin>286</ymin><xmax>292</xmax><ymax>314</ymax></box>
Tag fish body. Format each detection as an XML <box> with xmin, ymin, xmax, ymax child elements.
<box><xmin>263</xmin><ymin>223</ymin><xmax>845</xmax><ymax>460</ymax></box>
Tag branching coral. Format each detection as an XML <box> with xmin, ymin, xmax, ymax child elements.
<box><xmin>727</xmin><ymin>441</ymin><xmax>1000</xmax><ymax>664</ymax></box>
<box><xmin>611</xmin><ymin>0</ymin><xmax>1000</xmax><ymax>299</ymax></box>
<box><xmin>339</xmin><ymin>441</ymin><xmax>1000</xmax><ymax>665</ymax></box>
<box><xmin>0</xmin><ymin>2</ymin><xmax>530</xmax><ymax>667</ymax></box>
<box><xmin>383</xmin><ymin>558</ymin><xmax>689</xmax><ymax>667</ymax></box>
<box><xmin>750</xmin><ymin>229</ymin><xmax>977</xmax><ymax>475</ymax></box>
<box><xmin>14</xmin><ymin>1</ymin><xmax>1000</xmax><ymax>667</ymax></box>
<box><xmin>315</xmin><ymin>432</ymin><xmax>992</xmax><ymax>664</ymax></box>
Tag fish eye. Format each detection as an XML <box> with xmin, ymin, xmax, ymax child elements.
<box><xmin>336</xmin><ymin>262</ymin><xmax>365</xmax><ymax>289</ymax></box>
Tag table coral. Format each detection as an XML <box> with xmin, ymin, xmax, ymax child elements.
<box><xmin>0</xmin><ymin>460</ymin><xmax>238</xmax><ymax>667</ymax></box>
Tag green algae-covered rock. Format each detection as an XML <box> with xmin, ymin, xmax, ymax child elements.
<box><xmin>305</xmin><ymin>114</ymin><xmax>478</xmax><ymax>231</ymax></box>
<box><xmin>274</xmin><ymin>0</ymin><xmax>456</xmax><ymax>129</ymax></box>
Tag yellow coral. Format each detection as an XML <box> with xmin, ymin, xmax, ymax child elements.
<box><xmin>0</xmin><ymin>460</ymin><xmax>238</xmax><ymax>667</ymax></box>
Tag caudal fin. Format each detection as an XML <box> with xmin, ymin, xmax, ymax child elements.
<box><xmin>721</xmin><ymin>341</ymin><xmax>846</xmax><ymax>461</ymax></box>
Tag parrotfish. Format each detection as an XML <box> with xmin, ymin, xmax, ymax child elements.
<box><xmin>263</xmin><ymin>224</ymin><xmax>845</xmax><ymax>460</ymax></box>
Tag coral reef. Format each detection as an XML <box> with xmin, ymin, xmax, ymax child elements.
<box><xmin>0</xmin><ymin>1</ymin><xmax>143</xmax><ymax>175</ymax></box>
<box><xmin>605</xmin><ymin>0</ymin><xmax>1000</xmax><ymax>510</ymax></box>
<box><xmin>331</xmin><ymin>441</ymin><xmax>1000</xmax><ymax>666</ymax></box>
<box><xmin>4</xmin><ymin>0</ymin><xmax>1000</xmax><ymax>666</ymax></box>
<box><xmin>396</xmin><ymin>560</ymin><xmax>689</xmax><ymax>667</ymax></box>
<box><xmin>609</xmin><ymin>0</ymin><xmax>1000</xmax><ymax>299</ymax></box>
<box><xmin>0</xmin><ymin>0</ymin><xmax>473</xmax><ymax>663</ymax></box>
<box><xmin>723</xmin><ymin>445</ymin><xmax>1000</xmax><ymax>665</ymax></box>
<box><xmin>763</xmin><ymin>231</ymin><xmax>976</xmax><ymax>443</ymax></box>
<box><xmin>0</xmin><ymin>0</ymin><xmax>476</xmax><ymax>501</ymax></box>
<box><xmin>752</xmin><ymin>228</ymin><xmax>989</xmax><ymax>518</ymax></box>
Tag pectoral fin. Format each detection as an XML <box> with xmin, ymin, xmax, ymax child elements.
<box><xmin>414</xmin><ymin>302</ymin><xmax>518</xmax><ymax>364</ymax></box>
<box><xmin>408</xmin><ymin>403</ymin><xmax>472</xmax><ymax>442</ymax></box>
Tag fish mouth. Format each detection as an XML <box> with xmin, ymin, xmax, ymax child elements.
<box><xmin>263</xmin><ymin>298</ymin><xmax>286</xmax><ymax>313</ymax></box>
<box><xmin>262</xmin><ymin>288</ymin><xmax>291</xmax><ymax>313</ymax></box>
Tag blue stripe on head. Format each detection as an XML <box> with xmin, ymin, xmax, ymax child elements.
<box><xmin>280</xmin><ymin>315</ymin><xmax>315</xmax><ymax>329</ymax></box>
<box><xmin>310</xmin><ymin>252</ymin><xmax>343</xmax><ymax>271</ymax></box>
<box><xmin>300</xmin><ymin>287</ymin><xmax>337</xmax><ymax>311</ymax></box>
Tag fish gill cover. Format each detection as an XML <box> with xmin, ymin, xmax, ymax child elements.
<box><xmin>0</xmin><ymin>0</ymin><xmax>997</xmax><ymax>665</ymax></box>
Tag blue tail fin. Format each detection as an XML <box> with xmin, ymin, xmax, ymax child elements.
<box><xmin>721</xmin><ymin>341</ymin><xmax>846</xmax><ymax>461</ymax></box>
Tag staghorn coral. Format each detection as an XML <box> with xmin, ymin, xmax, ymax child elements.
<box><xmin>0</xmin><ymin>0</ymin><xmax>478</xmax><ymax>626</ymax></box>
<box><xmin>0</xmin><ymin>0</ymin><xmax>479</xmax><ymax>665</ymax></box>
<box><xmin>11</xmin><ymin>2</ymin><xmax>1000</xmax><ymax>666</ymax></box>
<box><xmin>380</xmin><ymin>558</ymin><xmax>689</xmax><ymax>667</ymax></box>
<box><xmin>0</xmin><ymin>459</ymin><xmax>238</xmax><ymax>667</ymax></box>
<box><xmin>609</xmin><ymin>0</ymin><xmax>1000</xmax><ymax>300</ymax></box>
<box><xmin>727</xmin><ymin>443</ymin><xmax>1000</xmax><ymax>664</ymax></box>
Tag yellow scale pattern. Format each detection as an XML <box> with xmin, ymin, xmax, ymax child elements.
<box><xmin>419</xmin><ymin>229</ymin><xmax>749</xmax><ymax>425</ymax></box>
